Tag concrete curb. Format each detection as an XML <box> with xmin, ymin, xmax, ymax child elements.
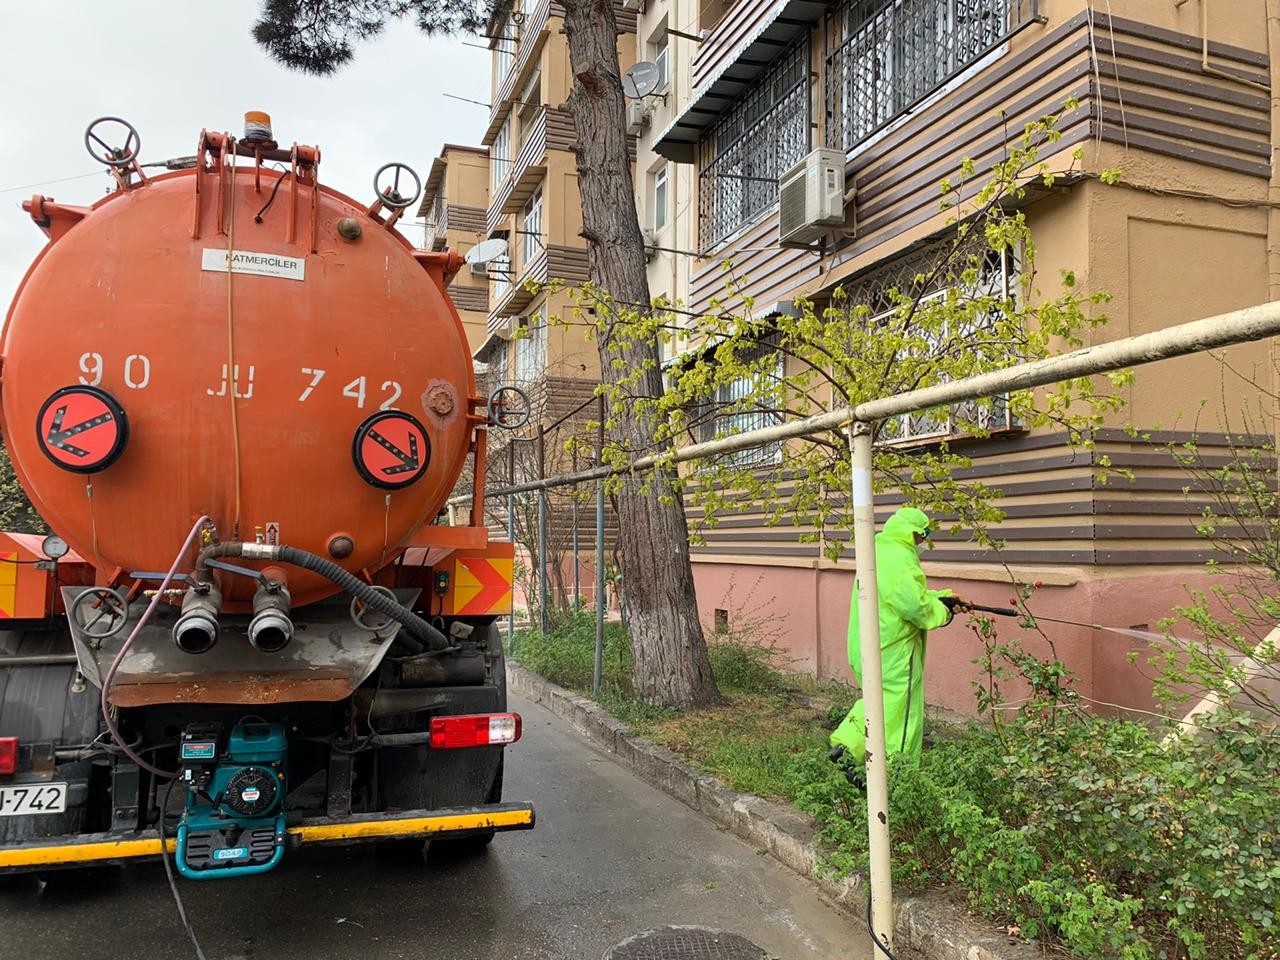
<box><xmin>508</xmin><ymin>663</ymin><xmax>1042</xmax><ymax>960</ymax></box>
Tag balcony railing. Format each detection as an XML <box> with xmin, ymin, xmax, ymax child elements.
<box><xmin>824</xmin><ymin>0</ymin><xmax>1040</xmax><ymax>153</ymax></box>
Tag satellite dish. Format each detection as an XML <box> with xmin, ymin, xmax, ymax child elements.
<box><xmin>622</xmin><ymin>61</ymin><xmax>662</xmax><ymax>99</ymax></box>
<box><xmin>466</xmin><ymin>238</ymin><xmax>509</xmax><ymax>265</ymax></box>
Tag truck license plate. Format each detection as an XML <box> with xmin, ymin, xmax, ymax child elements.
<box><xmin>0</xmin><ymin>782</ymin><xmax>68</xmax><ymax>816</ymax></box>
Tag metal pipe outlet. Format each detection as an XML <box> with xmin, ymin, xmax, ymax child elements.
<box><xmin>248</xmin><ymin>581</ymin><xmax>293</xmax><ymax>653</ymax></box>
<box><xmin>173</xmin><ymin>584</ymin><xmax>221</xmax><ymax>654</ymax></box>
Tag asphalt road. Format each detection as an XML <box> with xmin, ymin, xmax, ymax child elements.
<box><xmin>0</xmin><ymin>694</ymin><xmax>875</xmax><ymax>960</ymax></box>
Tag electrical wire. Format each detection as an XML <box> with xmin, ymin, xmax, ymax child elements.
<box><xmin>99</xmin><ymin>515</ymin><xmax>210</xmax><ymax>779</ymax></box>
<box><xmin>867</xmin><ymin>895</ymin><xmax>899</xmax><ymax>960</ymax></box>
<box><xmin>160</xmin><ymin>779</ymin><xmax>209</xmax><ymax>960</ymax></box>
<box><xmin>0</xmin><ymin>171</ymin><xmax>104</xmax><ymax>194</ymax></box>
<box><xmin>225</xmin><ymin>143</ymin><xmax>244</xmax><ymax>538</ymax></box>
<box><xmin>254</xmin><ymin>171</ymin><xmax>290</xmax><ymax>223</ymax></box>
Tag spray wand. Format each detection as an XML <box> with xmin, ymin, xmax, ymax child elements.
<box><xmin>962</xmin><ymin>602</ymin><xmax>1171</xmax><ymax>643</ymax></box>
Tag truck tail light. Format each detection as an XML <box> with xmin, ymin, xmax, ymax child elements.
<box><xmin>0</xmin><ymin>737</ymin><xmax>17</xmax><ymax>775</ymax></box>
<box><xmin>429</xmin><ymin>713</ymin><xmax>522</xmax><ymax>749</ymax></box>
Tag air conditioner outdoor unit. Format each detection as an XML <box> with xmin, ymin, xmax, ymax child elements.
<box><xmin>621</xmin><ymin>0</ymin><xmax>643</xmax><ymax>10</ymax></box>
<box><xmin>778</xmin><ymin>147</ymin><xmax>847</xmax><ymax>247</ymax></box>
<box><xmin>470</xmin><ymin>261</ymin><xmax>488</xmax><ymax>277</ymax></box>
<box><xmin>626</xmin><ymin>100</ymin><xmax>650</xmax><ymax>136</ymax></box>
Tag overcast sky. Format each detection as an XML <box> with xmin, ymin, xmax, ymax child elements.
<box><xmin>0</xmin><ymin>0</ymin><xmax>488</xmax><ymax>308</ymax></box>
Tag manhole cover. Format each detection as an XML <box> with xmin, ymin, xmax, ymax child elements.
<box><xmin>605</xmin><ymin>926</ymin><xmax>773</xmax><ymax>960</ymax></box>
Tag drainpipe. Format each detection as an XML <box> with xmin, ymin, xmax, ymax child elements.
<box><xmin>1175</xmin><ymin>0</ymin><xmax>1271</xmax><ymax>92</ymax></box>
<box><xmin>1267</xmin><ymin>0</ymin><xmax>1280</xmax><ymax>306</ymax></box>
<box><xmin>850</xmin><ymin>422</ymin><xmax>894</xmax><ymax>955</ymax></box>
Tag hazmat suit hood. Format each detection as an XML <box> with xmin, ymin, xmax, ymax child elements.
<box><xmin>881</xmin><ymin>507</ymin><xmax>931</xmax><ymax>545</ymax></box>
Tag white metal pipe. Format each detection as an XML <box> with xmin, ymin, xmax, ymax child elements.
<box><xmin>460</xmin><ymin>299</ymin><xmax>1280</xmax><ymax>501</ymax></box>
<box><xmin>851</xmin><ymin>423</ymin><xmax>894</xmax><ymax>954</ymax></box>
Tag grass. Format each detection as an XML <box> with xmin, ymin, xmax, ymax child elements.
<box><xmin>509</xmin><ymin>611</ymin><xmax>857</xmax><ymax>801</ymax></box>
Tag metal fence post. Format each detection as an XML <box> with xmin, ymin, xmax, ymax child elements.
<box><xmin>507</xmin><ymin>441</ymin><xmax>516</xmax><ymax>642</ymax></box>
<box><xmin>593</xmin><ymin>395</ymin><xmax>605</xmax><ymax>695</ymax></box>
<box><xmin>536</xmin><ymin>424</ymin><xmax>548</xmax><ymax>637</ymax></box>
<box><xmin>572</xmin><ymin>448</ymin><xmax>580</xmax><ymax>610</ymax></box>
<box><xmin>851</xmin><ymin>421</ymin><xmax>893</xmax><ymax>955</ymax></box>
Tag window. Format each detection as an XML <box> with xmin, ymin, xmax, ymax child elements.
<box><xmin>652</xmin><ymin>166</ymin><xmax>668</xmax><ymax>232</ymax></box>
<box><xmin>517</xmin><ymin>68</ymin><xmax>542</xmax><ymax>139</ymax></box>
<box><xmin>699</xmin><ymin>351</ymin><xmax>784</xmax><ymax>468</ymax></box>
<box><xmin>521</xmin><ymin>188</ymin><xmax>543</xmax><ymax>266</ymax></box>
<box><xmin>494</xmin><ymin>17</ymin><xmax>516</xmax><ymax>84</ymax></box>
<box><xmin>653</xmin><ymin>34</ymin><xmax>670</xmax><ymax>92</ymax></box>
<box><xmin>491</xmin><ymin>117</ymin><xmax>511</xmax><ymax>189</ymax></box>
<box><xmin>825</xmin><ymin>0</ymin><xmax>1038</xmax><ymax>152</ymax></box>
<box><xmin>696</xmin><ymin>41</ymin><xmax>809</xmax><ymax>251</ymax></box>
<box><xmin>514</xmin><ymin>306</ymin><xmax>547</xmax><ymax>382</ymax></box>
<box><xmin>491</xmin><ymin>249</ymin><xmax>511</xmax><ymax>301</ymax></box>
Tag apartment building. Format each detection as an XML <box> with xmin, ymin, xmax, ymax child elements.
<box><xmin>466</xmin><ymin>0</ymin><xmax>638</xmax><ymax>608</ymax></box>
<box><xmin>416</xmin><ymin>144</ymin><xmax>491</xmax><ymax>353</ymax></box>
<box><xmin>641</xmin><ymin>0</ymin><xmax>1276</xmax><ymax>715</ymax></box>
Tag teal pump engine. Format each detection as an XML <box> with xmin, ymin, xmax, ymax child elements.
<box><xmin>175</xmin><ymin>720</ymin><xmax>287</xmax><ymax>879</ymax></box>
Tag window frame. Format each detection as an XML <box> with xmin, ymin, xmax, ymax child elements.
<box><xmin>513</xmin><ymin>305</ymin><xmax>548</xmax><ymax>383</ymax></box>
<box><xmin>521</xmin><ymin>188</ymin><xmax>543</xmax><ymax>267</ymax></box>
<box><xmin>491</xmin><ymin>116</ymin><xmax>512</xmax><ymax>190</ymax></box>
<box><xmin>653</xmin><ymin>165</ymin><xmax>669</xmax><ymax>233</ymax></box>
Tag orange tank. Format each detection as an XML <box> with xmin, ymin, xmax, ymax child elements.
<box><xmin>3</xmin><ymin>125</ymin><xmax>477</xmax><ymax>609</ymax></box>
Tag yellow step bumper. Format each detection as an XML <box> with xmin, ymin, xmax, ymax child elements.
<box><xmin>0</xmin><ymin>802</ymin><xmax>535</xmax><ymax>871</ymax></box>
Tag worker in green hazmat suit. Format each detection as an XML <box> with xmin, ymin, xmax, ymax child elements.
<box><xmin>829</xmin><ymin>507</ymin><xmax>967</xmax><ymax>770</ymax></box>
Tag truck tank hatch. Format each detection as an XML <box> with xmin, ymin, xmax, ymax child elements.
<box><xmin>61</xmin><ymin>587</ymin><xmax>421</xmax><ymax>706</ymax></box>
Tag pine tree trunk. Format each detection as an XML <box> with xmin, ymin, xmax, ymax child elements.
<box><xmin>561</xmin><ymin>0</ymin><xmax>719</xmax><ymax>707</ymax></box>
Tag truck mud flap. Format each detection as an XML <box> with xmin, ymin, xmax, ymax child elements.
<box><xmin>0</xmin><ymin>801</ymin><xmax>535</xmax><ymax>872</ymax></box>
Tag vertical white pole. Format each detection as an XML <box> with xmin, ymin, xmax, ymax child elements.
<box><xmin>850</xmin><ymin>422</ymin><xmax>893</xmax><ymax>954</ymax></box>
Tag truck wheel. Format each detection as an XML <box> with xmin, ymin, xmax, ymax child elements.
<box><xmin>429</xmin><ymin>753</ymin><xmax>502</xmax><ymax>856</ymax></box>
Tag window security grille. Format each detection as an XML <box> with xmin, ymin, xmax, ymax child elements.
<box><xmin>697</xmin><ymin>41</ymin><xmax>810</xmax><ymax>253</ymax></box>
<box><xmin>824</xmin><ymin>0</ymin><xmax>1039</xmax><ymax>153</ymax></box>
<box><xmin>698</xmin><ymin>351</ymin><xmax>785</xmax><ymax>467</ymax></box>
<box><xmin>848</xmin><ymin>240</ymin><xmax>1020</xmax><ymax>444</ymax></box>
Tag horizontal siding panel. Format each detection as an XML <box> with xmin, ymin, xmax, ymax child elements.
<box><xmin>450</xmin><ymin>283</ymin><xmax>490</xmax><ymax>313</ymax></box>
<box><xmin>692</xmin><ymin>0</ymin><xmax>786</xmax><ymax>90</ymax></box>
<box><xmin>447</xmin><ymin>205</ymin><xmax>487</xmax><ymax>235</ymax></box>
<box><xmin>682</xmin><ymin>431</ymin><xmax>1269</xmax><ymax>567</ymax></box>
<box><xmin>547</xmin><ymin>244</ymin><xmax>590</xmax><ymax>283</ymax></box>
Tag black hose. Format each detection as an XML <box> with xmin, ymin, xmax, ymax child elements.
<box><xmin>193</xmin><ymin>541</ymin><xmax>448</xmax><ymax>651</ymax></box>
<box><xmin>275</xmin><ymin>546</ymin><xmax>447</xmax><ymax>651</ymax></box>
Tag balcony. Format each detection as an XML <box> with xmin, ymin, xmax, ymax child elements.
<box><xmin>489</xmin><ymin>107</ymin><xmax>549</xmax><ymax>233</ymax></box>
<box><xmin>487</xmin><ymin>243</ymin><xmax>589</xmax><ymax>331</ymax></box>
<box><xmin>483</xmin><ymin>0</ymin><xmax>552</xmax><ymax>147</ymax></box>
<box><xmin>654</xmin><ymin>0</ymin><xmax>828</xmax><ymax>162</ymax></box>
<box><xmin>421</xmin><ymin>193</ymin><xmax>448</xmax><ymax>251</ymax></box>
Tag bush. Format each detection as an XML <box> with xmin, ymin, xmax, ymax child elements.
<box><xmin>791</xmin><ymin>711</ymin><xmax>1280</xmax><ymax>960</ymax></box>
<box><xmin>706</xmin><ymin>634</ymin><xmax>785</xmax><ymax>694</ymax></box>
<box><xmin>508</xmin><ymin>610</ymin><xmax>632</xmax><ymax>694</ymax></box>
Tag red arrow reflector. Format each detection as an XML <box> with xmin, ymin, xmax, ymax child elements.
<box><xmin>429</xmin><ymin>713</ymin><xmax>522</xmax><ymax>749</ymax></box>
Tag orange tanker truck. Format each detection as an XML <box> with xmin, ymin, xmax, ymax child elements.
<box><xmin>0</xmin><ymin>116</ymin><xmax>533</xmax><ymax>878</ymax></box>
